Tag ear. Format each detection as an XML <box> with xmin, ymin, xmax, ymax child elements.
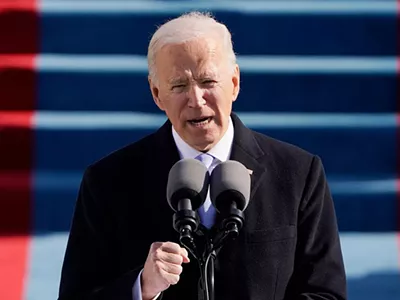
<box><xmin>148</xmin><ymin>76</ymin><xmax>165</xmax><ymax>111</ymax></box>
<box><xmin>232</xmin><ymin>64</ymin><xmax>240</xmax><ymax>102</ymax></box>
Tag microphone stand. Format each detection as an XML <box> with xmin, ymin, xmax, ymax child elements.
<box><xmin>172</xmin><ymin>202</ymin><xmax>245</xmax><ymax>300</ymax></box>
<box><xmin>172</xmin><ymin>199</ymin><xmax>202</xmax><ymax>261</ymax></box>
<box><xmin>196</xmin><ymin>208</ymin><xmax>245</xmax><ymax>300</ymax></box>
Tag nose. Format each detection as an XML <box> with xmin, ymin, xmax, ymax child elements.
<box><xmin>187</xmin><ymin>85</ymin><xmax>206</xmax><ymax>108</ymax></box>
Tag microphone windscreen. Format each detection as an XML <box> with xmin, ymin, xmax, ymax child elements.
<box><xmin>167</xmin><ymin>158</ymin><xmax>209</xmax><ymax>211</ymax></box>
<box><xmin>210</xmin><ymin>160</ymin><xmax>251</xmax><ymax>212</ymax></box>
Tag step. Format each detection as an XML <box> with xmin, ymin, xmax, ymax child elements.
<box><xmin>32</xmin><ymin>55</ymin><xmax>396</xmax><ymax>113</ymax></box>
<box><xmin>32</xmin><ymin>172</ymin><xmax>398</xmax><ymax>232</ymax></box>
<box><xmin>37</xmin><ymin>1</ymin><xmax>396</xmax><ymax>56</ymax></box>
<box><xmin>21</xmin><ymin>232</ymin><xmax>400</xmax><ymax>300</ymax></box>
<box><xmin>2</xmin><ymin>54</ymin><xmax>395</xmax><ymax>113</ymax></box>
<box><xmin>30</xmin><ymin>112</ymin><xmax>396</xmax><ymax>177</ymax></box>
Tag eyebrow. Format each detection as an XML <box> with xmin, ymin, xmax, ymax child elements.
<box><xmin>168</xmin><ymin>78</ymin><xmax>187</xmax><ymax>85</ymax></box>
<box><xmin>196</xmin><ymin>71</ymin><xmax>217</xmax><ymax>79</ymax></box>
<box><xmin>167</xmin><ymin>72</ymin><xmax>218</xmax><ymax>85</ymax></box>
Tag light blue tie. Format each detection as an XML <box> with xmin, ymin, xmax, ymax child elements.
<box><xmin>195</xmin><ymin>153</ymin><xmax>216</xmax><ymax>229</ymax></box>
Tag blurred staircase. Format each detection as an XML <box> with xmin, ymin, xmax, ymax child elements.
<box><xmin>0</xmin><ymin>1</ymin><xmax>398</xmax><ymax>299</ymax></box>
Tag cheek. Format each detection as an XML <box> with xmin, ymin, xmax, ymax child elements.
<box><xmin>204</xmin><ymin>89</ymin><xmax>232</xmax><ymax>112</ymax></box>
<box><xmin>203</xmin><ymin>89</ymin><xmax>222</xmax><ymax>106</ymax></box>
<box><xmin>164</xmin><ymin>95</ymin><xmax>187</xmax><ymax>116</ymax></box>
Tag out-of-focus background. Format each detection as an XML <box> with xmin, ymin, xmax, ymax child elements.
<box><xmin>0</xmin><ymin>0</ymin><xmax>399</xmax><ymax>299</ymax></box>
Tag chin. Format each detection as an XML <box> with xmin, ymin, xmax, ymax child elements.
<box><xmin>191</xmin><ymin>136</ymin><xmax>217</xmax><ymax>151</ymax></box>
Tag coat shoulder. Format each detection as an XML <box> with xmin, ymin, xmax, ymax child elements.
<box><xmin>252</xmin><ymin>130</ymin><xmax>316</xmax><ymax>164</ymax></box>
<box><xmin>85</xmin><ymin>131</ymin><xmax>158</xmax><ymax>178</ymax></box>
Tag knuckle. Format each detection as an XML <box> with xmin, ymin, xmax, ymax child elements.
<box><xmin>164</xmin><ymin>241</ymin><xmax>180</xmax><ymax>252</ymax></box>
<box><xmin>154</xmin><ymin>260</ymin><xmax>164</xmax><ymax>272</ymax></box>
<box><xmin>169</xmin><ymin>275</ymin><xmax>180</xmax><ymax>285</ymax></box>
<box><xmin>149</xmin><ymin>242</ymin><xmax>161</xmax><ymax>257</ymax></box>
<box><xmin>150</xmin><ymin>242</ymin><xmax>160</xmax><ymax>250</ymax></box>
<box><xmin>162</xmin><ymin>241</ymin><xmax>173</xmax><ymax>247</ymax></box>
<box><xmin>176</xmin><ymin>264</ymin><xmax>183</xmax><ymax>274</ymax></box>
<box><xmin>162</xmin><ymin>262</ymin><xmax>182</xmax><ymax>275</ymax></box>
<box><xmin>163</xmin><ymin>263</ymin><xmax>172</xmax><ymax>273</ymax></box>
<box><xmin>167</xmin><ymin>253</ymin><xmax>181</xmax><ymax>264</ymax></box>
<box><xmin>160</xmin><ymin>270</ymin><xmax>170</xmax><ymax>284</ymax></box>
<box><xmin>170</xmin><ymin>264</ymin><xmax>183</xmax><ymax>275</ymax></box>
<box><xmin>154</xmin><ymin>248</ymin><xmax>164</xmax><ymax>258</ymax></box>
<box><xmin>176</xmin><ymin>255</ymin><xmax>183</xmax><ymax>264</ymax></box>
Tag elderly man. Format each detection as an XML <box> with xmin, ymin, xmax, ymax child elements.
<box><xmin>58</xmin><ymin>12</ymin><xmax>347</xmax><ymax>300</ymax></box>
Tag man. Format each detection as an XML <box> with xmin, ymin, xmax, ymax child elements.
<box><xmin>58</xmin><ymin>11</ymin><xmax>347</xmax><ymax>300</ymax></box>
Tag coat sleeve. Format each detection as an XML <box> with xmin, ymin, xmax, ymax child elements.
<box><xmin>57</xmin><ymin>167</ymin><xmax>145</xmax><ymax>300</ymax></box>
<box><xmin>285</xmin><ymin>155</ymin><xmax>347</xmax><ymax>300</ymax></box>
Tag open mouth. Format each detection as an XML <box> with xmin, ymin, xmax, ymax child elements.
<box><xmin>188</xmin><ymin>117</ymin><xmax>212</xmax><ymax>126</ymax></box>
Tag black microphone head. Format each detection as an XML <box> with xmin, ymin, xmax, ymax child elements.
<box><xmin>210</xmin><ymin>160</ymin><xmax>251</xmax><ymax>212</ymax></box>
<box><xmin>167</xmin><ymin>158</ymin><xmax>210</xmax><ymax>211</ymax></box>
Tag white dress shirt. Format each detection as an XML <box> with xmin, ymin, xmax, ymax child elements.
<box><xmin>172</xmin><ymin>117</ymin><xmax>234</xmax><ymax>166</ymax></box>
<box><xmin>172</xmin><ymin>117</ymin><xmax>234</xmax><ymax>215</ymax></box>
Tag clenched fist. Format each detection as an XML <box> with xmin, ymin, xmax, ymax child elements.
<box><xmin>141</xmin><ymin>241</ymin><xmax>190</xmax><ymax>300</ymax></box>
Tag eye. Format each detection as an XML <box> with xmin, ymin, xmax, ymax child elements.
<box><xmin>171</xmin><ymin>84</ymin><xmax>187</xmax><ymax>93</ymax></box>
<box><xmin>202</xmin><ymin>79</ymin><xmax>216</xmax><ymax>86</ymax></box>
<box><xmin>172</xmin><ymin>84</ymin><xmax>186</xmax><ymax>90</ymax></box>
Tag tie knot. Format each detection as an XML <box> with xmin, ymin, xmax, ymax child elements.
<box><xmin>195</xmin><ymin>153</ymin><xmax>214</xmax><ymax>170</ymax></box>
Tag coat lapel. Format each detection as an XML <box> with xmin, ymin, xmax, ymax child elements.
<box><xmin>151</xmin><ymin>120</ymin><xmax>182</xmax><ymax>240</ymax></box>
<box><xmin>154</xmin><ymin>119</ymin><xmax>181</xmax><ymax>179</ymax></box>
<box><xmin>229</xmin><ymin>113</ymin><xmax>267</xmax><ymax>204</ymax></box>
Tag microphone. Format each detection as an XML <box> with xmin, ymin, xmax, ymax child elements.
<box><xmin>210</xmin><ymin>160</ymin><xmax>251</xmax><ymax>234</ymax></box>
<box><xmin>166</xmin><ymin>158</ymin><xmax>209</xmax><ymax>241</ymax></box>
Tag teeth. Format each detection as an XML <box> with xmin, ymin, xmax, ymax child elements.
<box><xmin>190</xmin><ymin>117</ymin><xmax>210</xmax><ymax>125</ymax></box>
<box><xmin>193</xmin><ymin>118</ymin><xmax>207</xmax><ymax>122</ymax></box>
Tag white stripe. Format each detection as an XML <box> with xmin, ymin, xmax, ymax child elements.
<box><xmin>24</xmin><ymin>232</ymin><xmax>400</xmax><ymax>300</ymax></box>
<box><xmin>37</xmin><ymin>55</ymin><xmax>148</xmax><ymax>73</ymax></box>
<box><xmin>25</xmin><ymin>234</ymin><xmax>68</xmax><ymax>300</ymax></box>
<box><xmin>329</xmin><ymin>179</ymin><xmax>397</xmax><ymax>195</ymax></box>
<box><xmin>237</xmin><ymin>112</ymin><xmax>396</xmax><ymax>128</ymax></box>
<box><xmin>36</xmin><ymin>54</ymin><xmax>397</xmax><ymax>74</ymax></box>
<box><xmin>340</xmin><ymin>233</ymin><xmax>399</xmax><ymax>278</ymax></box>
<box><xmin>33</xmin><ymin>112</ymin><xmax>396</xmax><ymax>130</ymax></box>
<box><xmin>39</xmin><ymin>0</ymin><xmax>396</xmax><ymax>15</ymax></box>
<box><xmin>238</xmin><ymin>56</ymin><xmax>396</xmax><ymax>74</ymax></box>
<box><xmin>35</xmin><ymin>112</ymin><xmax>167</xmax><ymax>129</ymax></box>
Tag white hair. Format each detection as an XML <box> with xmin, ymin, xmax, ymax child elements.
<box><xmin>147</xmin><ymin>11</ymin><xmax>237</xmax><ymax>84</ymax></box>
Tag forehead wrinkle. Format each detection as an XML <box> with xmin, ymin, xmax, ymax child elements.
<box><xmin>168</xmin><ymin>76</ymin><xmax>187</xmax><ymax>85</ymax></box>
<box><xmin>167</xmin><ymin>66</ymin><xmax>220</xmax><ymax>86</ymax></box>
<box><xmin>167</xmin><ymin>68</ymin><xmax>192</xmax><ymax>84</ymax></box>
<box><xmin>159</xmin><ymin>38</ymin><xmax>226</xmax><ymax>86</ymax></box>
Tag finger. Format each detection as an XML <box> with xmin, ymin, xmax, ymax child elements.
<box><xmin>158</xmin><ymin>252</ymin><xmax>184</xmax><ymax>265</ymax></box>
<box><xmin>149</xmin><ymin>241</ymin><xmax>163</xmax><ymax>252</ymax></box>
<box><xmin>159</xmin><ymin>267</ymin><xmax>180</xmax><ymax>285</ymax></box>
<box><xmin>160</xmin><ymin>242</ymin><xmax>182</xmax><ymax>254</ymax></box>
<box><xmin>180</xmin><ymin>248</ymin><xmax>190</xmax><ymax>263</ymax></box>
<box><xmin>159</xmin><ymin>261</ymin><xmax>183</xmax><ymax>275</ymax></box>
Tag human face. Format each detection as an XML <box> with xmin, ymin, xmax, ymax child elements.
<box><xmin>149</xmin><ymin>36</ymin><xmax>240</xmax><ymax>152</ymax></box>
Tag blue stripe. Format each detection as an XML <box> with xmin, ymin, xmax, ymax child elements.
<box><xmin>39</xmin><ymin>1</ymin><xmax>397</xmax><ymax>15</ymax></box>
<box><xmin>34</xmin><ymin>171</ymin><xmax>397</xmax><ymax>195</ymax></box>
<box><xmin>36</xmin><ymin>55</ymin><xmax>397</xmax><ymax>74</ymax></box>
<box><xmin>34</xmin><ymin>112</ymin><xmax>397</xmax><ymax>130</ymax></box>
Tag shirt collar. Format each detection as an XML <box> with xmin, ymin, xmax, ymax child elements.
<box><xmin>172</xmin><ymin>117</ymin><xmax>234</xmax><ymax>163</ymax></box>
